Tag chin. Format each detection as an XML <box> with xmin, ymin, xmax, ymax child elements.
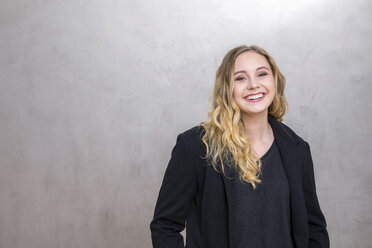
<box><xmin>240</xmin><ymin>109</ymin><xmax>269</xmax><ymax>117</ymax></box>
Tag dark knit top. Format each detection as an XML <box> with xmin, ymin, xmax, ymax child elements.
<box><xmin>232</xmin><ymin>139</ymin><xmax>294</xmax><ymax>248</ymax></box>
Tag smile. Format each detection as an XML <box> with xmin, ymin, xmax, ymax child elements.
<box><xmin>244</xmin><ymin>93</ymin><xmax>266</xmax><ymax>102</ymax></box>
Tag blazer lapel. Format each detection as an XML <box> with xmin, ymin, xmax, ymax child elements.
<box><xmin>268</xmin><ymin>114</ymin><xmax>302</xmax><ymax>184</ymax></box>
<box><xmin>221</xmin><ymin>158</ymin><xmax>237</xmax><ymax>248</ymax></box>
<box><xmin>269</xmin><ymin>115</ymin><xmax>308</xmax><ymax>245</ymax></box>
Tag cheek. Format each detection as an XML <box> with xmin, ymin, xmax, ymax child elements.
<box><xmin>232</xmin><ymin>85</ymin><xmax>244</xmax><ymax>104</ymax></box>
<box><xmin>267</xmin><ymin>78</ymin><xmax>276</xmax><ymax>92</ymax></box>
<box><xmin>233</xmin><ymin>83</ymin><xmax>243</xmax><ymax>95</ymax></box>
<box><xmin>232</xmin><ymin>84</ymin><xmax>238</xmax><ymax>99</ymax></box>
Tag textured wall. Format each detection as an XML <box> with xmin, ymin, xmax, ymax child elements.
<box><xmin>0</xmin><ymin>0</ymin><xmax>371</xmax><ymax>247</ymax></box>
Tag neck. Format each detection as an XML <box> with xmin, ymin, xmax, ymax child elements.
<box><xmin>241</xmin><ymin>112</ymin><xmax>272</xmax><ymax>144</ymax></box>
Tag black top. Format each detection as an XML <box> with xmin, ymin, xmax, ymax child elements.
<box><xmin>232</xmin><ymin>139</ymin><xmax>294</xmax><ymax>248</ymax></box>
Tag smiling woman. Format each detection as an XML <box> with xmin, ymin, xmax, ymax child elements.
<box><xmin>150</xmin><ymin>45</ymin><xmax>329</xmax><ymax>248</ymax></box>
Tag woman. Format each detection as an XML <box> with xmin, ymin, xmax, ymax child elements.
<box><xmin>150</xmin><ymin>45</ymin><xmax>329</xmax><ymax>248</ymax></box>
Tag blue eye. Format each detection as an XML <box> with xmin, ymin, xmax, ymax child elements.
<box><xmin>235</xmin><ymin>77</ymin><xmax>245</xmax><ymax>81</ymax></box>
<box><xmin>258</xmin><ymin>73</ymin><xmax>267</xmax><ymax>77</ymax></box>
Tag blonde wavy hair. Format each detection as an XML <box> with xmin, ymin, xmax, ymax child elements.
<box><xmin>200</xmin><ymin>45</ymin><xmax>289</xmax><ymax>189</ymax></box>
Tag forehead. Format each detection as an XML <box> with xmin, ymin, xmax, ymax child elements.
<box><xmin>234</xmin><ymin>51</ymin><xmax>270</xmax><ymax>71</ymax></box>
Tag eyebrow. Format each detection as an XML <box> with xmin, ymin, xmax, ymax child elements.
<box><xmin>234</xmin><ymin>66</ymin><xmax>270</xmax><ymax>75</ymax></box>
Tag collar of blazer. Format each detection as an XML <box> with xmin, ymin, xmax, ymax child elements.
<box><xmin>268</xmin><ymin>114</ymin><xmax>302</xmax><ymax>145</ymax></box>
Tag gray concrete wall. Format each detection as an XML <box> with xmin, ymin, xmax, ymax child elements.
<box><xmin>1</xmin><ymin>0</ymin><xmax>371</xmax><ymax>247</ymax></box>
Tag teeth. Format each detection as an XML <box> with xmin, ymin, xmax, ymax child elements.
<box><xmin>247</xmin><ymin>93</ymin><xmax>264</xmax><ymax>100</ymax></box>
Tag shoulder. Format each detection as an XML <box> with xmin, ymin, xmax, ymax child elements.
<box><xmin>177</xmin><ymin>125</ymin><xmax>205</xmax><ymax>144</ymax></box>
<box><xmin>275</xmin><ymin>121</ymin><xmax>313</xmax><ymax>161</ymax></box>
<box><xmin>269</xmin><ymin>114</ymin><xmax>307</xmax><ymax>146</ymax></box>
<box><xmin>175</xmin><ymin>125</ymin><xmax>206</xmax><ymax>155</ymax></box>
<box><xmin>179</xmin><ymin>125</ymin><xmax>205</xmax><ymax>140</ymax></box>
<box><xmin>279</xmin><ymin>121</ymin><xmax>306</xmax><ymax>144</ymax></box>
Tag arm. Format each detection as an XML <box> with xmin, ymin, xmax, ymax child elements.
<box><xmin>150</xmin><ymin>133</ymin><xmax>197</xmax><ymax>248</ymax></box>
<box><xmin>302</xmin><ymin>141</ymin><xmax>330</xmax><ymax>248</ymax></box>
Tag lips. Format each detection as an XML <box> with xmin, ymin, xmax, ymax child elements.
<box><xmin>244</xmin><ymin>92</ymin><xmax>266</xmax><ymax>101</ymax></box>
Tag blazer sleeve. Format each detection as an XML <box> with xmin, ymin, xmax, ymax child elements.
<box><xmin>302</xmin><ymin>141</ymin><xmax>330</xmax><ymax>248</ymax></box>
<box><xmin>150</xmin><ymin>133</ymin><xmax>197</xmax><ymax>248</ymax></box>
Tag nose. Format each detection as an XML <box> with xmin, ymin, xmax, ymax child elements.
<box><xmin>246</xmin><ymin>77</ymin><xmax>259</xmax><ymax>90</ymax></box>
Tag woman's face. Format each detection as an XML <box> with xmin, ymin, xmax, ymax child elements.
<box><xmin>232</xmin><ymin>51</ymin><xmax>275</xmax><ymax>119</ymax></box>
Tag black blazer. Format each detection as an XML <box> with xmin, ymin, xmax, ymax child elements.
<box><xmin>150</xmin><ymin>114</ymin><xmax>329</xmax><ymax>248</ymax></box>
